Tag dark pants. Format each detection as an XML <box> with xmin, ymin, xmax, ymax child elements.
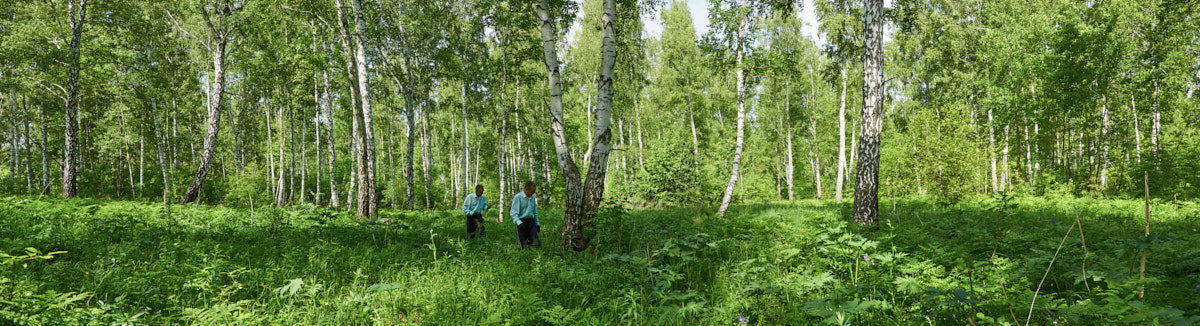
<box><xmin>516</xmin><ymin>218</ymin><xmax>540</xmax><ymax>249</ymax></box>
<box><xmin>465</xmin><ymin>213</ymin><xmax>485</xmax><ymax>238</ymax></box>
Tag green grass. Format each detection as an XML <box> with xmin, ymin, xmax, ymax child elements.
<box><xmin>1</xmin><ymin>195</ymin><xmax>1198</xmax><ymax>325</ymax></box>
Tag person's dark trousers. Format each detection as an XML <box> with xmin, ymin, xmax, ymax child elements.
<box><xmin>465</xmin><ymin>213</ymin><xmax>485</xmax><ymax>238</ymax></box>
<box><xmin>531</xmin><ymin>224</ymin><xmax>541</xmax><ymax>247</ymax></box>
<box><xmin>517</xmin><ymin>218</ymin><xmax>537</xmax><ymax>249</ymax></box>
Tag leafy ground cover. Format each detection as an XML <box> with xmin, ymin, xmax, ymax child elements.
<box><xmin>1</xmin><ymin>195</ymin><xmax>1197</xmax><ymax>325</ymax></box>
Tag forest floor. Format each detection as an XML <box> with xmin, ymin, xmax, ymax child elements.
<box><xmin>1</xmin><ymin>195</ymin><xmax>1198</xmax><ymax>325</ymax></box>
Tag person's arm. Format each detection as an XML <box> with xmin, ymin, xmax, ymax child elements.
<box><xmin>480</xmin><ymin>197</ymin><xmax>488</xmax><ymax>213</ymax></box>
<box><xmin>462</xmin><ymin>195</ymin><xmax>472</xmax><ymax>214</ymax></box>
<box><xmin>510</xmin><ymin>195</ymin><xmax>521</xmax><ymax>225</ymax></box>
<box><xmin>532</xmin><ymin>196</ymin><xmax>540</xmax><ymax>226</ymax></box>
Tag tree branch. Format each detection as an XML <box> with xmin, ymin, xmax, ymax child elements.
<box><xmin>164</xmin><ymin>8</ymin><xmax>211</xmax><ymax>52</ymax></box>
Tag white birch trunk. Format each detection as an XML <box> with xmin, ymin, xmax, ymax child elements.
<box><xmin>716</xmin><ymin>0</ymin><xmax>749</xmax><ymax>218</ymax></box>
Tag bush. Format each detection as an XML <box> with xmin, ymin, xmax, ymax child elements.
<box><xmin>632</xmin><ymin>138</ymin><xmax>707</xmax><ymax>206</ymax></box>
<box><xmin>221</xmin><ymin>163</ymin><xmax>272</xmax><ymax>208</ymax></box>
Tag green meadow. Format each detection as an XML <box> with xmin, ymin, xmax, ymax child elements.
<box><xmin>2</xmin><ymin>195</ymin><xmax>1197</xmax><ymax>325</ymax></box>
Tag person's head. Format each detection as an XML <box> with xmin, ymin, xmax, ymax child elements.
<box><xmin>475</xmin><ymin>184</ymin><xmax>484</xmax><ymax>197</ymax></box>
<box><xmin>523</xmin><ymin>181</ymin><xmax>536</xmax><ymax>196</ymax></box>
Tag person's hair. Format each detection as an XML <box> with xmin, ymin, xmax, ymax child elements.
<box><xmin>475</xmin><ymin>184</ymin><xmax>483</xmax><ymax>190</ymax></box>
<box><xmin>524</xmin><ymin>181</ymin><xmax>536</xmax><ymax>189</ymax></box>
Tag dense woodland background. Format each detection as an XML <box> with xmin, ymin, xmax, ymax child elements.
<box><xmin>2</xmin><ymin>0</ymin><xmax>1200</xmax><ymax>324</ymax></box>
<box><xmin>1</xmin><ymin>0</ymin><xmax>1198</xmax><ymax>211</ymax></box>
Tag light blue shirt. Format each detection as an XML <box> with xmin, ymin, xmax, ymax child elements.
<box><xmin>461</xmin><ymin>193</ymin><xmax>488</xmax><ymax>215</ymax></box>
<box><xmin>509</xmin><ymin>192</ymin><xmax>539</xmax><ymax>226</ymax></box>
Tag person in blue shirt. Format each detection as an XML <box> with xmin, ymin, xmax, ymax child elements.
<box><xmin>510</xmin><ymin>181</ymin><xmax>540</xmax><ymax>248</ymax></box>
<box><xmin>461</xmin><ymin>184</ymin><xmax>489</xmax><ymax>239</ymax></box>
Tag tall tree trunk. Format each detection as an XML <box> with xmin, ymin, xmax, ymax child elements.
<box><xmin>716</xmin><ymin>0</ymin><xmax>748</xmax><ymax>218</ymax></box>
<box><xmin>565</xmin><ymin>0</ymin><xmax>618</xmax><ymax>251</ymax></box>
<box><xmin>405</xmin><ymin>100</ymin><xmax>416</xmax><ymax>208</ymax></box>
<box><xmin>852</xmin><ymin>0</ymin><xmax>884</xmax><ymax>224</ymax></box>
<box><xmin>1025</xmin><ymin>115</ymin><xmax>1032</xmax><ymax>186</ymax></box>
<box><xmin>39</xmin><ymin>101</ymin><xmax>49</xmax><ymax>195</ymax></box>
<box><xmin>62</xmin><ymin>0</ymin><xmax>88</xmax><ymax>198</ymax></box>
<box><xmin>497</xmin><ymin>98</ymin><xmax>508</xmax><ymax>221</ymax></box>
<box><xmin>1003</xmin><ymin>125</ymin><xmax>1010</xmax><ymax>190</ymax></box>
<box><xmin>23</xmin><ymin>101</ymin><xmax>32</xmax><ymax>192</ymax></box>
<box><xmin>807</xmin><ymin>65</ymin><xmax>822</xmax><ymax>199</ymax></box>
<box><xmin>835</xmin><ymin>66</ymin><xmax>847</xmax><ymax>203</ymax></box>
<box><xmin>323</xmin><ymin>71</ymin><xmax>340</xmax><ymax>207</ymax></box>
<box><xmin>266</xmin><ymin>100</ymin><xmax>278</xmax><ymax>204</ymax></box>
<box><xmin>462</xmin><ymin>82</ymin><xmax>469</xmax><ymax>196</ymax></box>
<box><xmin>314</xmin><ymin>73</ymin><xmax>322</xmax><ymax>205</ymax></box>
<box><xmin>139</xmin><ymin>133</ymin><xmax>144</xmax><ymax>190</ymax></box>
<box><xmin>227</xmin><ymin>95</ymin><xmax>242</xmax><ymax>169</ymax></box>
<box><xmin>421</xmin><ymin>103</ymin><xmax>432</xmax><ymax>208</ymax></box>
<box><xmin>635</xmin><ymin>101</ymin><xmax>645</xmax><ymax>169</ymax></box>
<box><xmin>1033</xmin><ymin>120</ymin><xmax>1040</xmax><ymax>182</ymax></box>
<box><xmin>387</xmin><ymin>115</ymin><xmax>395</xmax><ymax>207</ymax></box>
<box><xmin>334</xmin><ymin>0</ymin><xmax>361</xmax><ymax>212</ymax></box>
<box><xmin>785</xmin><ymin>80</ymin><xmax>794</xmax><ymax>201</ymax></box>
<box><xmin>1132</xmin><ymin>93</ymin><xmax>1141</xmax><ymax>164</ymax></box>
<box><xmin>180</xmin><ymin>5</ymin><xmax>228</xmax><ymax>204</ymax></box>
<box><xmin>811</xmin><ymin>117</ymin><xmax>822</xmax><ymax>199</ymax></box>
<box><xmin>989</xmin><ymin>108</ymin><xmax>997</xmax><ymax>192</ymax></box>
<box><xmin>1150</xmin><ymin>86</ymin><xmax>1160</xmax><ymax>161</ymax></box>
<box><xmin>535</xmin><ymin>0</ymin><xmax>585</xmax><ymax>234</ymax></box>
<box><xmin>688</xmin><ymin>94</ymin><xmax>699</xmax><ymax>156</ymax></box>
<box><xmin>351</xmin><ymin>0</ymin><xmax>376</xmax><ymax>216</ymax></box>
<box><xmin>155</xmin><ymin>114</ymin><xmax>169</xmax><ymax>203</ymax></box>
<box><xmin>277</xmin><ymin>105</ymin><xmax>287</xmax><ymax>205</ymax></box>
<box><xmin>300</xmin><ymin>87</ymin><xmax>311</xmax><ymax>204</ymax></box>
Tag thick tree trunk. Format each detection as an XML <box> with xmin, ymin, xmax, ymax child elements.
<box><xmin>835</xmin><ymin>66</ymin><xmax>846</xmax><ymax>203</ymax></box>
<box><xmin>716</xmin><ymin>0</ymin><xmax>748</xmax><ymax>218</ymax></box>
<box><xmin>852</xmin><ymin>0</ymin><xmax>883</xmax><ymax>225</ymax></box>
<box><xmin>335</xmin><ymin>0</ymin><xmax>361</xmax><ymax>212</ymax></box>
<box><xmin>180</xmin><ymin>11</ymin><xmax>227</xmax><ymax>204</ymax></box>
<box><xmin>567</xmin><ymin>0</ymin><xmax>618</xmax><ymax>251</ymax></box>
<box><xmin>352</xmin><ymin>0</ymin><xmax>377</xmax><ymax>217</ymax></box>
<box><xmin>535</xmin><ymin>0</ymin><xmax>584</xmax><ymax>237</ymax></box>
<box><xmin>62</xmin><ymin>0</ymin><xmax>88</xmax><ymax>198</ymax></box>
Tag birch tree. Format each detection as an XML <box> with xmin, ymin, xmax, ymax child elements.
<box><xmin>177</xmin><ymin>1</ymin><xmax>240</xmax><ymax>204</ymax></box>
<box><xmin>59</xmin><ymin>0</ymin><xmax>88</xmax><ymax>198</ymax></box>
<box><xmin>851</xmin><ymin>0</ymin><xmax>882</xmax><ymax>224</ymax></box>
